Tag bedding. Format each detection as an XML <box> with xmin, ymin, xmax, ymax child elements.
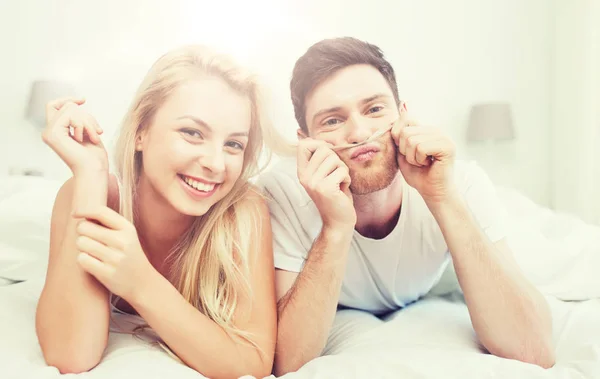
<box><xmin>0</xmin><ymin>176</ymin><xmax>62</xmax><ymax>283</ymax></box>
<box><xmin>0</xmin><ymin>177</ymin><xmax>598</xmax><ymax>378</ymax></box>
<box><xmin>0</xmin><ymin>279</ymin><xmax>598</xmax><ymax>379</ymax></box>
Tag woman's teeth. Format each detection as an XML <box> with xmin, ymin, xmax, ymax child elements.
<box><xmin>182</xmin><ymin>176</ymin><xmax>216</xmax><ymax>192</ymax></box>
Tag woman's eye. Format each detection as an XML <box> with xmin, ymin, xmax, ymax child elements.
<box><xmin>368</xmin><ymin>106</ymin><xmax>384</xmax><ymax>114</ymax></box>
<box><xmin>225</xmin><ymin>141</ymin><xmax>244</xmax><ymax>151</ymax></box>
<box><xmin>181</xmin><ymin>128</ymin><xmax>203</xmax><ymax>139</ymax></box>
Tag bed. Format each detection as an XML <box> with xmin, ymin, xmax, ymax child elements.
<box><xmin>1</xmin><ymin>175</ymin><xmax>599</xmax><ymax>379</ymax></box>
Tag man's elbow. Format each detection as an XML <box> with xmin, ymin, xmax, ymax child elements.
<box><xmin>488</xmin><ymin>340</ymin><xmax>556</xmax><ymax>369</ymax></box>
<box><xmin>273</xmin><ymin>351</ymin><xmax>312</xmax><ymax>376</ymax></box>
<box><xmin>520</xmin><ymin>345</ymin><xmax>556</xmax><ymax>369</ymax></box>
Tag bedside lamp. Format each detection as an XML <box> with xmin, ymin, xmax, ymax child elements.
<box><xmin>467</xmin><ymin>102</ymin><xmax>516</xmax><ymax>143</ymax></box>
<box><xmin>465</xmin><ymin>102</ymin><xmax>518</xmax><ymax>188</ymax></box>
<box><xmin>16</xmin><ymin>80</ymin><xmax>76</xmax><ymax>177</ymax></box>
<box><xmin>24</xmin><ymin>80</ymin><xmax>76</xmax><ymax>129</ymax></box>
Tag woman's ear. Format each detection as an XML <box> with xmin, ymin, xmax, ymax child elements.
<box><xmin>135</xmin><ymin>133</ymin><xmax>144</xmax><ymax>151</ymax></box>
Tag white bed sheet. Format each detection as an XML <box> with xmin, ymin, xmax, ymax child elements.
<box><xmin>0</xmin><ymin>279</ymin><xmax>209</xmax><ymax>379</ymax></box>
<box><xmin>279</xmin><ymin>296</ymin><xmax>600</xmax><ymax>379</ymax></box>
<box><xmin>0</xmin><ymin>279</ymin><xmax>598</xmax><ymax>379</ymax></box>
<box><xmin>0</xmin><ymin>178</ymin><xmax>599</xmax><ymax>378</ymax></box>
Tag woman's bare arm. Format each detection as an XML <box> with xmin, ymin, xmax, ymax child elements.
<box><xmin>36</xmin><ymin>172</ymin><xmax>118</xmax><ymax>374</ymax></box>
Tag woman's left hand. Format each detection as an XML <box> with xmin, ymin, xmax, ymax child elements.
<box><xmin>74</xmin><ymin>206</ymin><xmax>156</xmax><ymax>303</ymax></box>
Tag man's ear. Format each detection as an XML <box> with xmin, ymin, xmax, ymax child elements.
<box><xmin>297</xmin><ymin>128</ymin><xmax>308</xmax><ymax>140</ymax></box>
<box><xmin>399</xmin><ymin>101</ymin><xmax>408</xmax><ymax>114</ymax></box>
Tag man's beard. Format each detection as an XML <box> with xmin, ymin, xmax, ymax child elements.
<box><xmin>342</xmin><ymin>139</ymin><xmax>399</xmax><ymax>195</ymax></box>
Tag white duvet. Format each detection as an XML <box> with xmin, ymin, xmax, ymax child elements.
<box><xmin>0</xmin><ymin>178</ymin><xmax>599</xmax><ymax>379</ymax></box>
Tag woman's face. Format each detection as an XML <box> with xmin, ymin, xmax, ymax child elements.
<box><xmin>137</xmin><ymin>76</ymin><xmax>251</xmax><ymax>217</ymax></box>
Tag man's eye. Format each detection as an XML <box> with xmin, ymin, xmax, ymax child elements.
<box><xmin>324</xmin><ymin>118</ymin><xmax>342</xmax><ymax>126</ymax></box>
<box><xmin>368</xmin><ymin>106</ymin><xmax>384</xmax><ymax>114</ymax></box>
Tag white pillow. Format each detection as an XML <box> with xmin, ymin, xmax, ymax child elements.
<box><xmin>0</xmin><ymin>176</ymin><xmax>64</xmax><ymax>281</ymax></box>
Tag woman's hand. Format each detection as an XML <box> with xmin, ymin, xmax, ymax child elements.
<box><xmin>42</xmin><ymin>97</ymin><xmax>108</xmax><ymax>176</ymax></box>
<box><xmin>73</xmin><ymin>206</ymin><xmax>157</xmax><ymax>303</ymax></box>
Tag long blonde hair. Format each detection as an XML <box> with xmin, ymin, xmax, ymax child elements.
<box><xmin>113</xmin><ymin>45</ymin><xmax>271</xmax><ymax>349</ymax></box>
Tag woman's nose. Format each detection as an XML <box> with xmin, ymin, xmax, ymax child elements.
<box><xmin>199</xmin><ymin>144</ymin><xmax>226</xmax><ymax>176</ymax></box>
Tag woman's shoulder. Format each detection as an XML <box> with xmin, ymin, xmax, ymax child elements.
<box><xmin>244</xmin><ymin>184</ymin><xmax>268</xmax><ymax>205</ymax></box>
<box><xmin>235</xmin><ymin>184</ymin><xmax>270</xmax><ymax>218</ymax></box>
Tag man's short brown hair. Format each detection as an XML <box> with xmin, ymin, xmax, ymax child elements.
<box><xmin>290</xmin><ymin>37</ymin><xmax>400</xmax><ymax>134</ymax></box>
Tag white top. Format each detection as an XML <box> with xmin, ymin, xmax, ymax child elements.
<box><xmin>257</xmin><ymin>158</ymin><xmax>508</xmax><ymax>314</ymax></box>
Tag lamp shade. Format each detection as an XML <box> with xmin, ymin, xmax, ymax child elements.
<box><xmin>466</xmin><ymin>102</ymin><xmax>516</xmax><ymax>142</ymax></box>
<box><xmin>25</xmin><ymin>80</ymin><xmax>76</xmax><ymax>128</ymax></box>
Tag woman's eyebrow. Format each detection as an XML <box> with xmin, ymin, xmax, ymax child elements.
<box><xmin>178</xmin><ymin>115</ymin><xmax>248</xmax><ymax>137</ymax></box>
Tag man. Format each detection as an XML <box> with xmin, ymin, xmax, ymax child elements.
<box><xmin>258</xmin><ymin>37</ymin><xmax>554</xmax><ymax>375</ymax></box>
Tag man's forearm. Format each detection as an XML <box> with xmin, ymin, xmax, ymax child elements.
<box><xmin>428</xmin><ymin>192</ymin><xmax>554</xmax><ymax>368</ymax></box>
<box><xmin>274</xmin><ymin>227</ymin><xmax>352</xmax><ymax>375</ymax></box>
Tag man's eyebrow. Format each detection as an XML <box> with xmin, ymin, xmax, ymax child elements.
<box><xmin>311</xmin><ymin>106</ymin><xmax>343</xmax><ymax>124</ymax></box>
<box><xmin>359</xmin><ymin>93</ymin><xmax>393</xmax><ymax>105</ymax></box>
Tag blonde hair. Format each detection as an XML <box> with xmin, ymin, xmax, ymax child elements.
<box><xmin>113</xmin><ymin>45</ymin><xmax>271</xmax><ymax>353</ymax></box>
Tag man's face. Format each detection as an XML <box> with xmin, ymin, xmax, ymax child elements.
<box><xmin>303</xmin><ymin>64</ymin><xmax>404</xmax><ymax>195</ymax></box>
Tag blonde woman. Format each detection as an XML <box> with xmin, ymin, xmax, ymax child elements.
<box><xmin>35</xmin><ymin>46</ymin><xmax>277</xmax><ymax>378</ymax></box>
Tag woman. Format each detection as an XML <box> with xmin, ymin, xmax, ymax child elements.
<box><xmin>35</xmin><ymin>46</ymin><xmax>277</xmax><ymax>378</ymax></box>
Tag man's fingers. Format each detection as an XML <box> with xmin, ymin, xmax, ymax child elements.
<box><xmin>311</xmin><ymin>154</ymin><xmax>343</xmax><ymax>185</ymax></box>
<box><xmin>397</xmin><ymin>126</ymin><xmax>437</xmax><ymax>156</ymax></box>
<box><xmin>325</xmin><ymin>166</ymin><xmax>351</xmax><ymax>193</ymax></box>
<box><xmin>404</xmin><ymin>135</ymin><xmax>431</xmax><ymax>166</ymax></box>
<box><xmin>400</xmin><ymin>136</ymin><xmax>453</xmax><ymax>167</ymax></box>
<box><xmin>304</xmin><ymin>147</ymin><xmax>337</xmax><ymax>179</ymax></box>
<box><xmin>415</xmin><ymin>138</ymin><xmax>455</xmax><ymax>163</ymax></box>
<box><xmin>297</xmin><ymin>139</ymin><xmax>332</xmax><ymax>172</ymax></box>
<box><xmin>415</xmin><ymin>139</ymin><xmax>440</xmax><ymax>166</ymax></box>
<box><xmin>391</xmin><ymin>116</ymin><xmax>419</xmax><ymax>146</ymax></box>
<box><xmin>415</xmin><ymin>144</ymin><xmax>433</xmax><ymax>166</ymax></box>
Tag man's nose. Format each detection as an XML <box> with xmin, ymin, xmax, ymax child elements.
<box><xmin>346</xmin><ymin>117</ymin><xmax>374</xmax><ymax>144</ymax></box>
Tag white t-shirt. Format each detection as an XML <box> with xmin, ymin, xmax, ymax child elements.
<box><xmin>257</xmin><ymin>158</ymin><xmax>508</xmax><ymax>314</ymax></box>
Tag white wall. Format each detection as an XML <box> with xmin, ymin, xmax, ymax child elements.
<box><xmin>0</xmin><ymin>0</ymin><xmax>555</xmax><ymax>206</ymax></box>
<box><xmin>595</xmin><ymin>0</ymin><xmax>600</xmax><ymax>225</ymax></box>
<box><xmin>551</xmin><ymin>0</ymin><xmax>600</xmax><ymax>224</ymax></box>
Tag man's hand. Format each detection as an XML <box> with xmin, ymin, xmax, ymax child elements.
<box><xmin>391</xmin><ymin>117</ymin><xmax>457</xmax><ymax>205</ymax></box>
<box><xmin>297</xmin><ymin>138</ymin><xmax>356</xmax><ymax>231</ymax></box>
